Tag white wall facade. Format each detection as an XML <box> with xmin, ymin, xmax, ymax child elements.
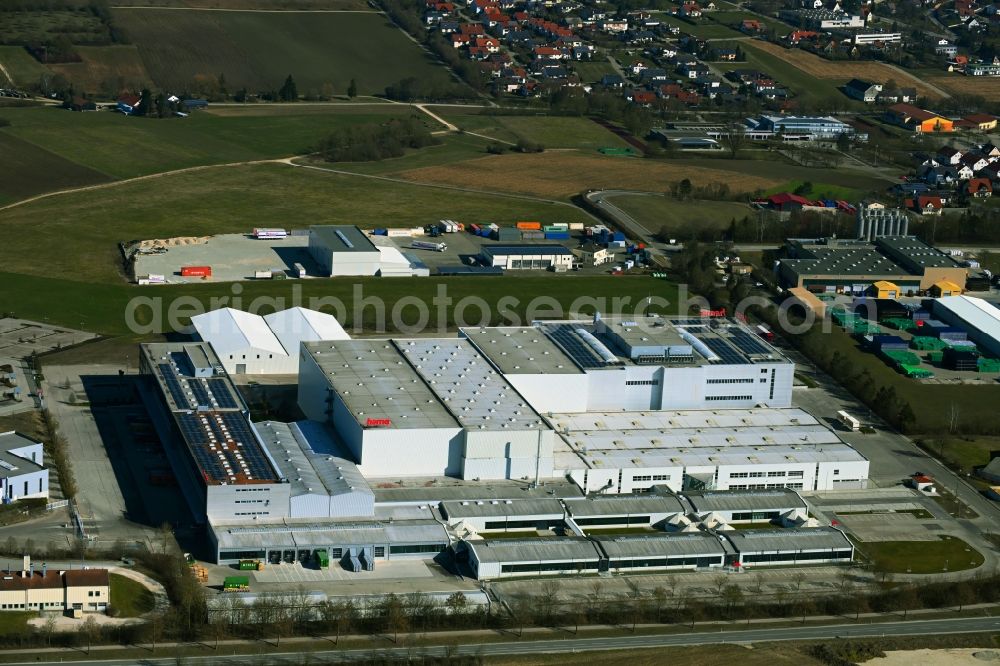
<box><xmin>0</xmin><ymin>469</ymin><xmax>48</xmax><ymax>501</ymax></box>
<box><xmin>205</xmin><ymin>483</ymin><xmax>291</xmax><ymax>522</ymax></box>
<box><xmin>218</xmin><ymin>347</ymin><xmax>297</xmax><ymax>375</ymax></box>
<box><xmin>503</xmin><ymin>374</ymin><xmax>589</xmax><ymax>413</ymax></box>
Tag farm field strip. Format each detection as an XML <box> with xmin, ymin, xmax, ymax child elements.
<box><xmin>743</xmin><ymin>41</ymin><xmax>943</xmax><ymax>99</ymax></box>
<box><xmin>112</xmin><ymin>8</ymin><xmax>454</xmax><ymax>94</ymax></box>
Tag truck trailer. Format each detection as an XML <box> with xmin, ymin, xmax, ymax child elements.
<box><xmin>412</xmin><ymin>240</ymin><xmax>447</xmax><ymax>252</ymax></box>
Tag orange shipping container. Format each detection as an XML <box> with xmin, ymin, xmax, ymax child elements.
<box><xmin>516</xmin><ymin>221</ymin><xmax>542</xmax><ymax>230</ymax></box>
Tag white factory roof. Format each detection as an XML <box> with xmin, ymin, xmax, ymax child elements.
<box><xmin>442</xmin><ymin>498</ymin><xmax>566</xmax><ymax>520</ymax></box>
<box><xmin>466</xmin><ymin>537</ymin><xmax>601</xmax><ymax>564</ymax></box>
<box><xmin>684</xmin><ymin>489</ymin><xmax>807</xmax><ymax>513</ymax></box>
<box><xmin>548</xmin><ymin>408</ymin><xmax>820</xmax><ymax>432</ymax></box>
<box><xmin>396</xmin><ymin>338</ymin><xmax>546</xmax><ymax>431</ymax></box>
<box><xmin>564</xmin><ymin>493</ymin><xmax>686</xmax><ymax>517</ymax></box>
<box><xmin>722</xmin><ymin>527</ymin><xmax>853</xmax><ymax>553</ymax></box>
<box><xmin>211</xmin><ymin>518</ymin><xmax>449</xmax><ymax>551</ymax></box>
<box><xmin>192</xmin><ymin>308</ymin><xmax>286</xmax><ymax>357</ymax></box>
<box><xmin>462</xmin><ymin>326</ymin><xmax>583</xmax><ymax>375</ymax></box>
<box><xmin>935</xmin><ymin>296</ymin><xmax>1000</xmax><ymax>336</ymax></box>
<box><xmin>303</xmin><ymin>340</ymin><xmax>460</xmax><ymax>430</ymax></box>
<box><xmin>264</xmin><ymin>307</ymin><xmax>349</xmax><ymax>354</ymax></box>
<box><xmin>595</xmin><ymin>533</ymin><xmax>731</xmax><ymax>559</ymax></box>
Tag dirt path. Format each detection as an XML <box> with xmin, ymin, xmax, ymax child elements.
<box><xmin>0</xmin><ymin>59</ymin><xmax>14</xmax><ymax>87</ymax></box>
<box><xmin>0</xmin><ymin>158</ymin><xmax>284</xmax><ymax>213</ymax></box>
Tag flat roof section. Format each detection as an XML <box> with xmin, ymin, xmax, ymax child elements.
<box><xmin>212</xmin><ymin>518</ymin><xmax>449</xmax><ymax>551</ymax></box>
<box><xmin>548</xmin><ymin>408</ymin><xmax>821</xmax><ymax>433</ymax></box>
<box><xmin>722</xmin><ymin>527</ymin><xmax>853</xmax><ymax>552</ymax></box>
<box><xmin>781</xmin><ymin>247</ymin><xmax>905</xmax><ymax>277</ymax></box>
<box><xmin>176</xmin><ymin>411</ymin><xmax>281</xmax><ymax>485</ymax></box>
<box><xmin>302</xmin><ymin>340</ymin><xmax>459</xmax><ymax>430</ymax></box>
<box><xmin>564</xmin><ymin>493</ymin><xmax>685</xmax><ymax>517</ymax></box>
<box><xmin>595</xmin><ymin>533</ymin><xmax>731</xmax><ymax>559</ymax></box>
<box><xmin>143</xmin><ymin>344</ymin><xmax>243</xmax><ymax>412</ymax></box>
<box><xmin>467</xmin><ymin>537</ymin><xmax>601</xmax><ymax>564</ymax></box>
<box><xmin>462</xmin><ymin>327</ymin><xmax>582</xmax><ymax>375</ymax></box>
<box><xmin>876</xmin><ymin>236</ymin><xmax>962</xmax><ymax>269</ymax></box>
<box><xmin>372</xmin><ymin>479</ymin><xmax>584</xmax><ymax>504</ymax></box>
<box><xmin>310</xmin><ymin>226</ymin><xmax>378</xmax><ymax>254</ymax></box>
<box><xmin>684</xmin><ymin>489</ymin><xmax>807</xmax><ymax>513</ymax></box>
<box><xmin>394</xmin><ymin>339</ymin><xmax>546</xmax><ymax>431</ymax></box>
<box><xmin>441</xmin><ymin>498</ymin><xmax>566</xmax><ymax>520</ymax></box>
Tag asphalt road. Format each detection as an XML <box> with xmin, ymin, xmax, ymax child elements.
<box><xmin>11</xmin><ymin>616</ymin><xmax>1000</xmax><ymax>665</ymax></box>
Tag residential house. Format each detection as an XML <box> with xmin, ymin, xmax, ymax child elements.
<box><xmin>533</xmin><ymin>45</ymin><xmax>564</xmax><ymax>60</ymax></box>
<box><xmin>937</xmin><ymin>145</ymin><xmax>963</xmax><ymax>165</ymax></box>
<box><xmin>597</xmin><ymin>18</ymin><xmax>628</xmax><ymax>32</ymax></box>
<box><xmin>960</xmin><ymin>152</ymin><xmax>990</xmax><ymax>173</ymax></box>
<box><xmin>680</xmin><ymin>62</ymin><xmax>710</xmax><ymax>78</ymax></box>
<box><xmin>679</xmin><ymin>1</ymin><xmax>703</xmax><ymax>17</ymax></box>
<box><xmin>626</xmin><ymin>89</ymin><xmax>657</xmax><ymax>106</ymax></box>
<box><xmin>935</xmin><ymin>42</ymin><xmax>958</xmax><ymax>57</ymax></box>
<box><xmin>573</xmin><ymin>242</ymin><xmax>612</xmax><ymax>266</ymax></box>
<box><xmin>639</xmin><ymin>67</ymin><xmax>669</xmax><ymax>84</ymax></box>
<box><xmin>712</xmin><ymin>47</ymin><xmax>738</xmax><ymax>61</ymax></box>
<box><xmin>885</xmin><ymin>103</ymin><xmax>954</xmax><ymax>133</ymax></box>
<box><xmin>904</xmin><ymin>195</ymin><xmax>944</xmax><ymax>215</ymax></box>
<box><xmin>968</xmin><ymin>178</ymin><xmax>993</xmax><ymax>197</ymax></box>
<box><xmin>741</xmin><ymin>18</ymin><xmax>763</xmax><ymax>32</ymax></box>
<box><xmin>64</xmin><ymin>96</ymin><xmax>97</xmax><ymax>112</ymax></box>
<box><xmin>601</xmin><ymin>74</ymin><xmax>625</xmax><ymax>88</ymax></box>
<box><xmin>979</xmin><ymin>142</ymin><xmax>1000</xmax><ymax>159</ymax></box>
<box><xmin>919</xmin><ymin>164</ymin><xmax>959</xmax><ymax>185</ymax></box>
<box><xmin>967</xmin><ymin>62</ymin><xmax>1000</xmax><ymax>76</ymax></box>
<box><xmin>843</xmin><ymin>78</ymin><xmax>881</xmax><ymax>102</ymax></box>
<box><xmin>956</xmin><ymin>164</ymin><xmax>975</xmax><ymax>180</ymax></box>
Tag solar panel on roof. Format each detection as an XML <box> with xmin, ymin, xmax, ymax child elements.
<box><xmin>159</xmin><ymin>364</ymin><xmax>192</xmax><ymax>409</ymax></box>
<box><xmin>544</xmin><ymin>325</ymin><xmax>606</xmax><ymax>369</ymax></box>
<box><xmin>189</xmin><ymin>380</ymin><xmax>212</xmax><ymax>408</ymax></box>
<box><xmin>729</xmin><ymin>329</ymin><xmax>772</xmax><ymax>356</ymax></box>
<box><xmin>702</xmin><ymin>337</ymin><xmax>749</xmax><ymax>364</ymax></box>
<box><xmin>208</xmin><ymin>379</ymin><xmax>239</xmax><ymax>409</ymax></box>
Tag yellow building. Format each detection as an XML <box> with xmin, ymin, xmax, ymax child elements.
<box><xmin>0</xmin><ymin>557</ymin><xmax>109</xmax><ymax>613</ymax></box>
<box><xmin>870</xmin><ymin>280</ymin><xmax>900</xmax><ymax>299</ymax></box>
<box><xmin>930</xmin><ymin>280</ymin><xmax>962</xmax><ymax>298</ymax></box>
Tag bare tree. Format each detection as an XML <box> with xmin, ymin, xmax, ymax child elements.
<box><xmin>720</xmin><ymin>121</ymin><xmax>747</xmax><ymax>159</ymax></box>
<box><xmin>791</xmin><ymin>571</ymin><xmax>807</xmax><ymax>592</ymax></box>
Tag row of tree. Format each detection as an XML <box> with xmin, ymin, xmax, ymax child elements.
<box><xmin>313</xmin><ymin>117</ymin><xmax>439</xmax><ymax>162</ymax></box>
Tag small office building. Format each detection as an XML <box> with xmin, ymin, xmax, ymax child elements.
<box><xmin>0</xmin><ymin>432</ymin><xmax>49</xmax><ymax>502</ymax></box>
<box><xmin>0</xmin><ymin>558</ymin><xmax>109</xmax><ymax>613</ymax></box>
<box><xmin>722</xmin><ymin>527</ymin><xmax>854</xmax><ymax>566</ymax></box>
<box><xmin>480</xmin><ymin>245</ymin><xmax>574</xmax><ymax>270</ymax></box>
<box><xmin>308</xmin><ymin>226</ymin><xmax>382</xmax><ymax>277</ymax></box>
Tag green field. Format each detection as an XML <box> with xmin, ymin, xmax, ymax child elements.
<box><xmin>857</xmin><ymin>536</ymin><xmax>984</xmax><ymax>574</ymax></box>
<box><xmin>0</xmin><ymin>104</ymin><xmax>431</xmax><ymax>183</ymax></box>
<box><xmin>605</xmin><ymin>195</ymin><xmax>751</xmax><ymax>234</ymax></box>
<box><xmin>112</xmin><ymin>8</ymin><xmax>453</xmax><ymax>94</ymax></box>
<box><xmin>438</xmin><ymin>112</ymin><xmax>630</xmax><ymax>150</ymax></box>
<box><xmin>0</xmin><ymin>612</ymin><xmax>34</xmax><ymax>636</ymax></box>
<box><xmin>48</xmin><ymin>45</ymin><xmax>152</xmax><ymax>96</ymax></box>
<box><xmin>708</xmin><ymin>11</ymin><xmax>792</xmax><ymax>36</ymax></box>
<box><xmin>571</xmin><ymin>59</ymin><xmax>618</xmax><ymax>83</ymax></box>
<box><xmin>328</xmin><ymin>132</ymin><xmax>500</xmax><ymax>176</ymax></box>
<box><xmin>109</xmin><ymin>573</ymin><xmax>156</xmax><ymax>617</ymax></box>
<box><xmin>1</xmin><ymin>9</ymin><xmax>109</xmax><ymax>45</ymax></box>
<box><xmin>0</xmin><ymin>132</ymin><xmax>111</xmax><ymax>205</ymax></box>
<box><xmin>0</xmin><ymin>272</ymin><xmax>681</xmax><ymax>335</ymax></box>
<box><xmin>0</xmin><ymin>162</ymin><xmax>594</xmax><ymax>283</ymax></box>
<box><xmin>764</xmin><ymin>180</ymin><xmax>869</xmax><ymax>201</ymax></box>
<box><xmin>740</xmin><ymin>42</ymin><xmax>859</xmax><ymax>108</ymax></box>
<box><xmin>679</xmin><ymin>157</ymin><xmax>893</xmax><ymax>191</ymax></box>
<box><xmin>652</xmin><ymin>13</ymin><xmax>743</xmax><ymax>38</ymax></box>
<box><xmin>0</xmin><ymin>46</ymin><xmax>55</xmax><ymax>88</ymax></box>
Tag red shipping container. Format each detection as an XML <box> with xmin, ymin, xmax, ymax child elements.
<box><xmin>181</xmin><ymin>266</ymin><xmax>212</xmax><ymax>277</ymax></box>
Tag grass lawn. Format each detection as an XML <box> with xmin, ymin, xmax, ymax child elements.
<box><xmin>679</xmin><ymin>157</ymin><xmax>894</xmax><ymax>191</ymax></box>
<box><xmin>918</xmin><ymin>436</ymin><xmax>1000</xmax><ymax>472</ymax></box>
<box><xmin>605</xmin><ymin>195</ymin><xmax>751</xmax><ymax>234</ymax></box>
<box><xmin>109</xmin><ymin>573</ymin><xmax>155</xmax><ymax>617</ymax></box>
<box><xmin>857</xmin><ymin>535</ymin><xmax>984</xmax><ymax>574</ymax></box>
<box><xmin>0</xmin><ymin>612</ymin><xmax>35</xmax><ymax>636</ymax></box>
<box><xmin>571</xmin><ymin>59</ymin><xmax>618</xmax><ymax>83</ymax></box>
<box><xmin>0</xmin><ymin>132</ymin><xmax>111</xmax><ymax>205</ymax></box>
<box><xmin>0</xmin><ymin>161</ymin><xmax>597</xmax><ymax>283</ymax></box>
<box><xmin>491</xmin><ymin>116</ymin><xmax>629</xmax><ymax>151</ymax></box>
<box><xmin>112</xmin><ymin>9</ymin><xmax>454</xmax><ymax>94</ymax></box>
<box><xmin>328</xmin><ymin>132</ymin><xmax>500</xmax><ymax>176</ymax></box>
<box><xmin>0</xmin><ymin>272</ymin><xmax>682</xmax><ymax>335</ymax></box>
<box><xmin>0</xmin><ymin>104</ymin><xmax>430</xmax><ymax>183</ymax></box>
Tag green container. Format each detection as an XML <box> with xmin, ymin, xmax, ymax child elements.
<box><xmin>223</xmin><ymin>576</ymin><xmax>250</xmax><ymax>590</ymax></box>
<box><xmin>927</xmin><ymin>351</ymin><xmax>944</xmax><ymax>363</ymax></box>
<box><xmin>316</xmin><ymin>549</ymin><xmax>330</xmax><ymax>568</ymax></box>
<box><xmin>911</xmin><ymin>336</ymin><xmax>947</xmax><ymax>351</ymax></box>
<box><xmin>884</xmin><ymin>318</ymin><xmax>916</xmax><ymax>331</ymax></box>
<box><xmin>899</xmin><ymin>364</ymin><xmax>933</xmax><ymax>378</ymax></box>
<box><xmin>238</xmin><ymin>560</ymin><xmax>257</xmax><ymax>570</ymax></box>
<box><xmin>882</xmin><ymin>350</ymin><xmax>920</xmax><ymax>365</ymax></box>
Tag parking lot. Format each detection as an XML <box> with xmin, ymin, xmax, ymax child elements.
<box><xmin>0</xmin><ymin>319</ymin><xmax>97</xmax><ymax>358</ymax></box>
<box><xmin>132</xmin><ymin>229</ymin><xmax>643</xmax><ymax>284</ymax></box>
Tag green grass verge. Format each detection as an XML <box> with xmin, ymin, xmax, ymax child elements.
<box><xmin>570</xmin><ymin>60</ymin><xmax>619</xmax><ymax>83</ymax></box>
<box><xmin>652</xmin><ymin>13</ymin><xmax>743</xmax><ymax>38</ymax></box>
<box><xmin>0</xmin><ymin>612</ymin><xmax>34</xmax><ymax>635</ymax></box>
<box><xmin>708</xmin><ymin>11</ymin><xmax>792</xmax><ymax>36</ymax></box>
<box><xmin>0</xmin><ymin>272</ymin><xmax>681</xmax><ymax>336</ymax></box>
<box><xmin>488</xmin><ymin>116</ymin><xmax>629</xmax><ymax>151</ymax></box>
<box><xmin>0</xmin><ymin>162</ymin><xmax>593</xmax><ymax>282</ymax></box>
<box><xmin>0</xmin><ymin>104</ymin><xmax>426</xmax><ymax>182</ymax></box>
<box><xmin>858</xmin><ymin>536</ymin><xmax>984</xmax><ymax>574</ymax></box>
<box><xmin>918</xmin><ymin>436</ymin><xmax>1000</xmax><ymax>472</ymax></box>
<box><xmin>109</xmin><ymin>573</ymin><xmax>156</xmax><ymax>617</ymax></box>
<box><xmin>112</xmin><ymin>8</ymin><xmax>454</xmax><ymax>94</ymax></box>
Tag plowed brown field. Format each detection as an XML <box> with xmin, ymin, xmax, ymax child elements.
<box><xmin>748</xmin><ymin>41</ymin><xmax>945</xmax><ymax>98</ymax></box>
<box><xmin>396</xmin><ymin>152</ymin><xmax>782</xmax><ymax>199</ymax></box>
<box><xmin>926</xmin><ymin>75</ymin><xmax>1000</xmax><ymax>101</ymax></box>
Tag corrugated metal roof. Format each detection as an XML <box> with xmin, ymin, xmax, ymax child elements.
<box><xmin>722</xmin><ymin>527</ymin><xmax>852</xmax><ymax>552</ymax></box>
<box><xmin>467</xmin><ymin>537</ymin><xmax>600</xmax><ymax>564</ymax></box>
<box><xmin>564</xmin><ymin>494</ymin><xmax>685</xmax><ymax>517</ymax></box>
<box><xmin>595</xmin><ymin>532</ymin><xmax>731</xmax><ymax>558</ymax></box>
<box><xmin>934</xmin><ymin>295</ymin><xmax>1000</xmax><ymax>339</ymax></box>
<box><xmin>684</xmin><ymin>489</ymin><xmax>806</xmax><ymax>513</ymax></box>
<box><xmin>442</xmin><ymin>498</ymin><xmax>565</xmax><ymax>519</ymax></box>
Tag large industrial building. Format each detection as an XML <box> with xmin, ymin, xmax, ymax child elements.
<box><xmin>140</xmin><ymin>312</ymin><xmax>870</xmax><ymax>567</ymax></box>
<box><xmin>777</xmin><ymin>236</ymin><xmax>967</xmax><ymax>294</ymax></box>
<box><xmin>192</xmin><ymin>307</ymin><xmax>349</xmax><ymax>375</ymax></box>
<box><xmin>931</xmin><ymin>295</ymin><xmax>1000</xmax><ymax>357</ymax></box>
<box><xmin>309</xmin><ymin>226</ymin><xmax>382</xmax><ymax>277</ymax></box>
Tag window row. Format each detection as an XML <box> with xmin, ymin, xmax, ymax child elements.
<box><xmin>632</xmin><ymin>474</ymin><xmax>670</xmax><ymax>482</ymax></box>
<box><xmin>706</xmin><ymin>378</ymin><xmax>754</xmax><ymax>384</ymax></box>
<box><xmin>705</xmin><ymin>395</ymin><xmax>753</xmax><ymax>401</ymax></box>
<box><xmin>625</xmin><ymin>380</ymin><xmax>660</xmax><ymax>386</ymax></box>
